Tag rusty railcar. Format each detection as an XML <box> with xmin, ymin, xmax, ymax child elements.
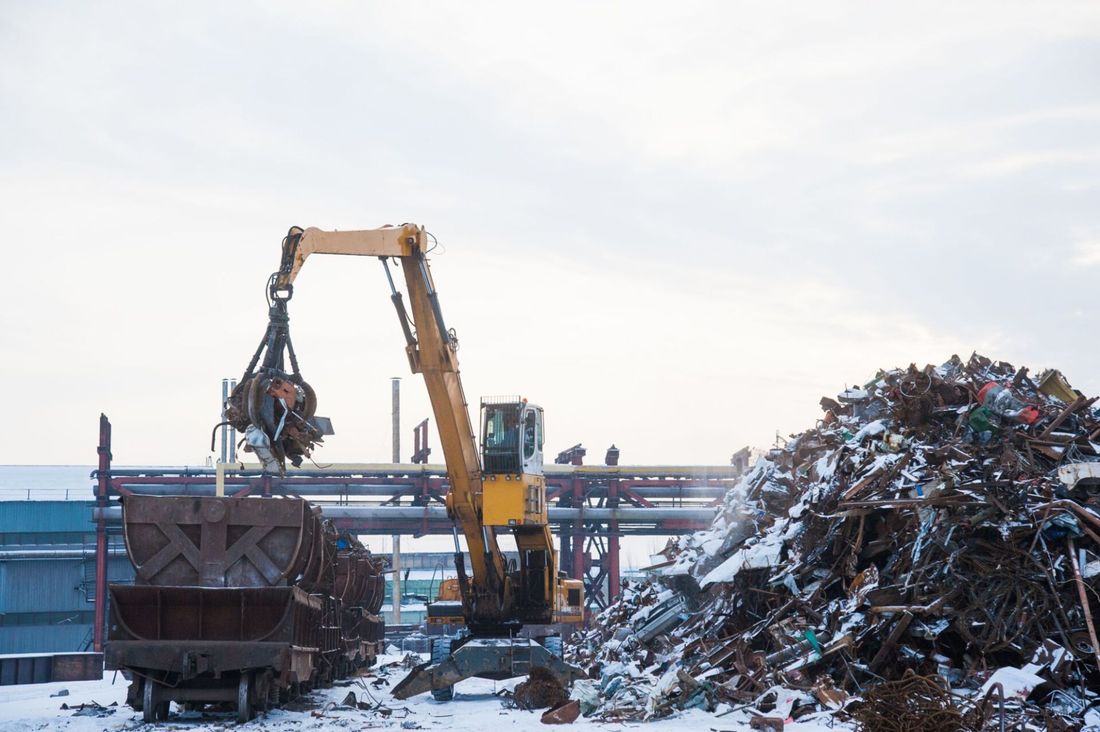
<box><xmin>105</xmin><ymin>495</ymin><xmax>385</xmax><ymax>723</ymax></box>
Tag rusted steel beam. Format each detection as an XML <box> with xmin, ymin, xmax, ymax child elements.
<box><xmin>93</xmin><ymin>414</ymin><xmax>112</xmax><ymax>653</ymax></box>
<box><xmin>1067</xmin><ymin>538</ymin><xmax>1100</xmax><ymax>671</ymax></box>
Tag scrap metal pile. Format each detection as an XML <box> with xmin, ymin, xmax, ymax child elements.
<box><xmin>568</xmin><ymin>354</ymin><xmax>1100</xmax><ymax>730</ymax></box>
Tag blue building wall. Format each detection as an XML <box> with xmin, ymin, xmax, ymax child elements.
<box><xmin>0</xmin><ymin>501</ymin><xmax>133</xmax><ymax>653</ymax></box>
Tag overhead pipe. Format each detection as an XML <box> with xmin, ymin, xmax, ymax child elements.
<box><xmin>104</xmin><ymin>483</ymin><xmax>725</xmax><ymax>499</ymax></box>
<box><xmin>92</xmin><ymin>505</ymin><xmax>717</xmax><ymax>523</ymax></box>
<box><xmin>94</xmin><ymin>464</ymin><xmax>743</xmax><ymax>479</ymax></box>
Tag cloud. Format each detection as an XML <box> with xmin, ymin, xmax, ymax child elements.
<box><xmin>1072</xmin><ymin>237</ymin><xmax>1100</xmax><ymax>265</ymax></box>
<box><xmin>2</xmin><ymin>1</ymin><xmax>1100</xmax><ymax>464</ymax></box>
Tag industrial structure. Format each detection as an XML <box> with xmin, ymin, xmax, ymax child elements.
<box><xmin>88</xmin><ymin>415</ymin><xmax>735</xmax><ymax>653</ymax></box>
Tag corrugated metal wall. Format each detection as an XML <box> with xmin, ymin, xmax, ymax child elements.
<box><xmin>0</xmin><ymin>559</ymin><xmax>85</xmax><ymax>613</ymax></box>
<box><xmin>0</xmin><ymin>501</ymin><xmax>134</xmax><ymax>653</ymax></box>
<box><xmin>0</xmin><ymin>501</ymin><xmax>96</xmax><ymax>535</ymax></box>
<box><xmin>0</xmin><ymin>557</ymin><xmax>132</xmax><ymax>614</ymax></box>
<box><xmin>0</xmin><ymin>625</ymin><xmax>91</xmax><ymax>654</ymax></box>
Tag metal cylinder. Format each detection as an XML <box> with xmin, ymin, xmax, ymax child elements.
<box><xmin>391</xmin><ymin>377</ymin><xmax>401</xmax><ymax>624</ymax></box>
<box><xmin>93</xmin><ymin>505</ymin><xmax>718</xmax><ymax>524</ymax></box>
<box><xmin>228</xmin><ymin>378</ymin><xmax>238</xmax><ymax>461</ymax></box>
<box><xmin>220</xmin><ymin>379</ymin><xmax>229</xmax><ymax>463</ymax></box>
<box><xmin>391</xmin><ymin>378</ymin><xmax>400</xmax><ymax>463</ymax></box>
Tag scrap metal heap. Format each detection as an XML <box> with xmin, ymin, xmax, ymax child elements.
<box><xmin>567</xmin><ymin>354</ymin><xmax>1100</xmax><ymax>730</ymax></box>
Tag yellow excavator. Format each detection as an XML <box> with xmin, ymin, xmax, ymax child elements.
<box><xmin>229</xmin><ymin>225</ymin><xmax>584</xmax><ymax>700</ymax></box>
<box><xmin>428</xmin><ymin>575</ymin><xmax>585</xmax><ymax>629</ymax></box>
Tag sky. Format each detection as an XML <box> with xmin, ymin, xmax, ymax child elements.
<box><xmin>2</xmin><ymin>2</ymin><xmax>1100</xmax><ymax>471</ymax></box>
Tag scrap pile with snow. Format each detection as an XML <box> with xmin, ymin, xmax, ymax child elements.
<box><xmin>567</xmin><ymin>354</ymin><xmax>1100</xmax><ymax>730</ymax></box>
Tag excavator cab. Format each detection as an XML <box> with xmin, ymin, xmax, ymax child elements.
<box><xmin>480</xmin><ymin>399</ymin><xmax>546</xmax><ymax>527</ymax></box>
<box><xmin>480</xmin><ymin>398</ymin><xmax>543</xmax><ymax>476</ymax></box>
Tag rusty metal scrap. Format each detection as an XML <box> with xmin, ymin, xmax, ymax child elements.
<box><xmin>567</xmin><ymin>354</ymin><xmax>1100</xmax><ymax>728</ymax></box>
<box><xmin>852</xmin><ymin>673</ymin><xmax>966</xmax><ymax>732</ymax></box>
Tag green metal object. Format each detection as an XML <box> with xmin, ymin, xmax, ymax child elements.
<box><xmin>803</xmin><ymin>629</ymin><xmax>823</xmax><ymax>659</ymax></box>
<box><xmin>968</xmin><ymin>406</ymin><xmax>999</xmax><ymax>435</ymax></box>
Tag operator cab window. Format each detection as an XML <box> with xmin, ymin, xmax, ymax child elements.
<box><xmin>523</xmin><ymin>411</ymin><xmax>537</xmax><ymax>460</ymax></box>
<box><xmin>482</xmin><ymin>404</ymin><xmax>522</xmax><ymax>474</ymax></box>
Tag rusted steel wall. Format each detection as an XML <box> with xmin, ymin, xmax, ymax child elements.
<box><xmin>106</xmin><ymin>493</ymin><xmax>386</xmax><ymax>719</ymax></box>
<box><xmin>121</xmin><ymin>495</ymin><xmax>323</xmax><ymax>588</ymax></box>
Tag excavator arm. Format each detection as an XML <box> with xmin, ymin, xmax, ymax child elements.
<box><xmin>232</xmin><ymin>224</ymin><xmax>583</xmax><ymax>700</ymax></box>
<box><xmin>273</xmin><ymin>225</ymin><xmax>511</xmax><ymax>625</ymax></box>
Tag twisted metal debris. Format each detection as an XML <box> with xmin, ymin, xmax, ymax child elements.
<box><xmin>852</xmin><ymin>673</ymin><xmax>964</xmax><ymax>732</ymax></box>
<box><xmin>568</xmin><ymin>354</ymin><xmax>1100</xmax><ymax>729</ymax></box>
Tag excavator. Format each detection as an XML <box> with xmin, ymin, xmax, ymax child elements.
<box><xmin>225</xmin><ymin>224</ymin><xmax>584</xmax><ymax>700</ymax></box>
<box><xmin>428</xmin><ymin>574</ymin><xmax>585</xmax><ymax>630</ymax></box>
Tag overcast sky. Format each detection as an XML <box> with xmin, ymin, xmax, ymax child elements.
<box><xmin>2</xmin><ymin>2</ymin><xmax>1099</xmax><ymax>470</ymax></box>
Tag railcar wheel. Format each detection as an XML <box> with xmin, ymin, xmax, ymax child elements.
<box><xmin>142</xmin><ymin>679</ymin><xmax>156</xmax><ymax>723</ymax></box>
<box><xmin>237</xmin><ymin>672</ymin><xmax>253</xmax><ymax>724</ymax></box>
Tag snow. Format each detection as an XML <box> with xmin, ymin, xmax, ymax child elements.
<box><xmin>699</xmin><ymin>535</ymin><xmax>783</xmax><ymax>587</ymax></box>
<box><xmin>0</xmin><ymin>654</ymin><xmax>848</xmax><ymax>731</ymax></box>
<box><xmin>847</xmin><ymin>419</ymin><xmax>886</xmax><ymax>444</ymax></box>
<box><xmin>979</xmin><ymin>666</ymin><xmax>1045</xmax><ymax>700</ymax></box>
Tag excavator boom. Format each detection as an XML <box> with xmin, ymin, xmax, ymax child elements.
<box><xmin>233</xmin><ymin>224</ymin><xmax>584</xmax><ymax>699</ymax></box>
<box><xmin>278</xmin><ymin>225</ymin><xmax>511</xmax><ymax>619</ymax></box>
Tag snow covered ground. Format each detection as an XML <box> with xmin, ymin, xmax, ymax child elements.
<box><xmin>0</xmin><ymin>653</ymin><xmax>847</xmax><ymax>731</ymax></box>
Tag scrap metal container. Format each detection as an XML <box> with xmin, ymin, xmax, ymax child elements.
<box><xmin>105</xmin><ymin>494</ymin><xmax>384</xmax><ymax>723</ymax></box>
<box><xmin>106</xmin><ymin>584</ymin><xmax>321</xmax><ymax>688</ymax></box>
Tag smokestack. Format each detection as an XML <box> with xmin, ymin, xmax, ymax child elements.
<box><xmin>391</xmin><ymin>377</ymin><xmax>401</xmax><ymax>463</ymax></box>
<box><xmin>228</xmin><ymin>379</ymin><xmax>238</xmax><ymax>462</ymax></box>
<box><xmin>391</xmin><ymin>377</ymin><xmax>402</xmax><ymax>625</ymax></box>
<box><xmin>220</xmin><ymin>379</ymin><xmax>229</xmax><ymax>463</ymax></box>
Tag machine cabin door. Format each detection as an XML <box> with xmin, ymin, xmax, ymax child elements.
<box><xmin>520</xmin><ymin>405</ymin><xmax>544</xmax><ymax>475</ymax></box>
